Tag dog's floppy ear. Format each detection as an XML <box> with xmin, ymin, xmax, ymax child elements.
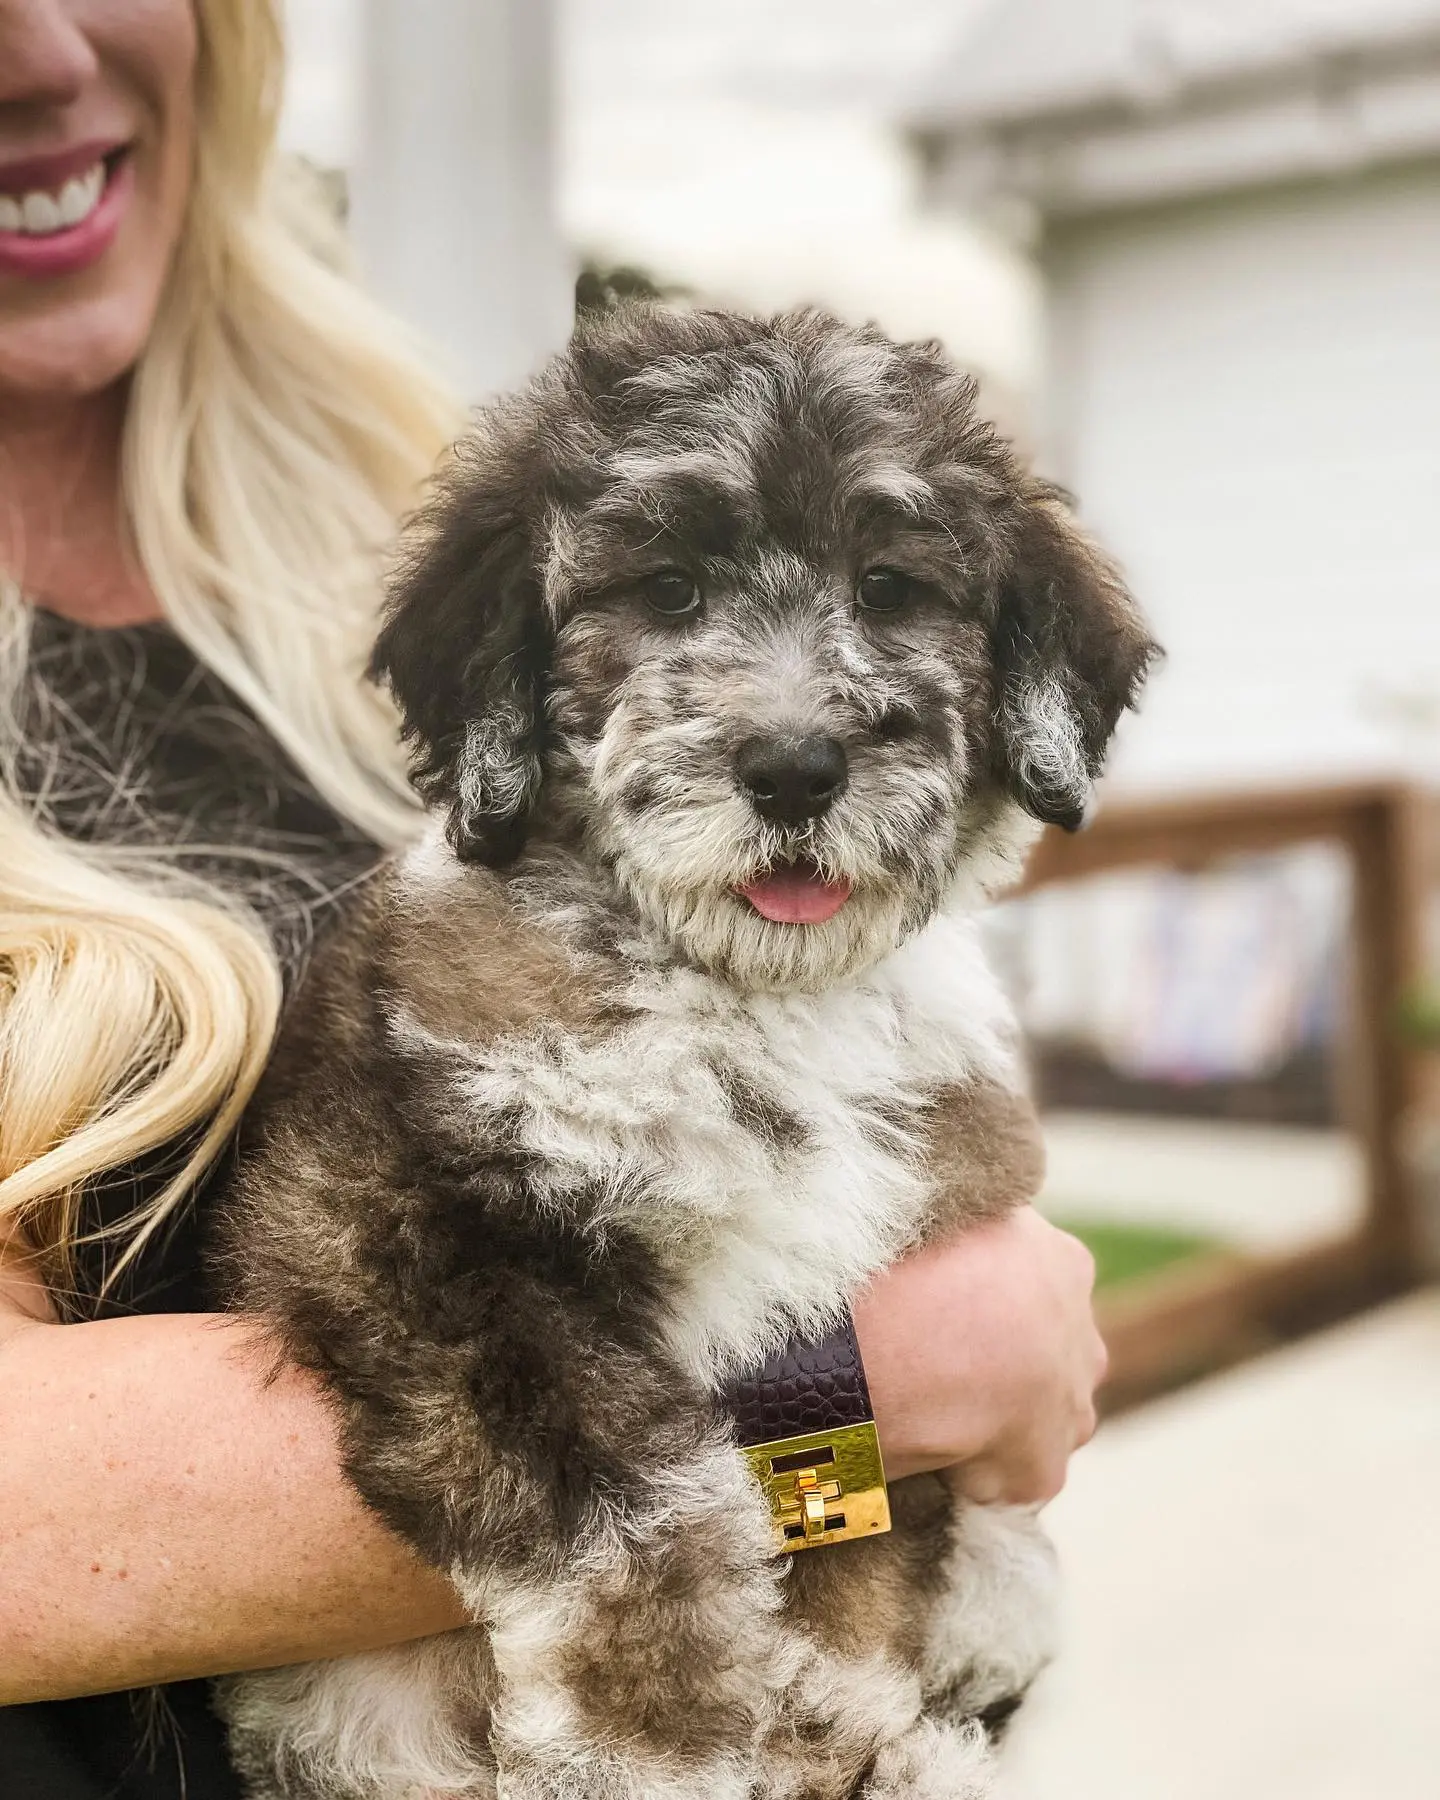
<box><xmin>993</xmin><ymin>487</ymin><xmax>1159</xmax><ymax>831</ymax></box>
<box><xmin>371</xmin><ymin>479</ymin><xmax>548</xmax><ymax>865</ymax></box>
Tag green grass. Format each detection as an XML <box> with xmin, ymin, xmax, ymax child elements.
<box><xmin>1050</xmin><ymin>1215</ymin><xmax>1225</xmax><ymax>1290</ymax></box>
<box><xmin>1399</xmin><ymin>984</ymin><xmax>1440</xmax><ymax>1048</ymax></box>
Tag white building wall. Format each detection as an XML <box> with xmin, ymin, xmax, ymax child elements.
<box><xmin>279</xmin><ymin>0</ymin><xmax>573</xmax><ymax>401</ymax></box>
<box><xmin>1044</xmin><ymin>164</ymin><xmax>1440</xmax><ymax>793</ymax></box>
<box><xmin>349</xmin><ymin>0</ymin><xmax>574</xmax><ymax>401</ymax></box>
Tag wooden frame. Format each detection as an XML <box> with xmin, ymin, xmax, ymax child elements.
<box><xmin>1017</xmin><ymin>781</ymin><xmax>1432</xmax><ymax>1409</ymax></box>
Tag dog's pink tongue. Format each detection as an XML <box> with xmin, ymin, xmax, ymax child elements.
<box><xmin>739</xmin><ymin>867</ymin><xmax>853</xmax><ymax>924</ymax></box>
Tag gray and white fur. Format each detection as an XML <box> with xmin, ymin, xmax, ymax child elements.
<box><xmin>215</xmin><ymin>306</ymin><xmax>1157</xmax><ymax>1800</ymax></box>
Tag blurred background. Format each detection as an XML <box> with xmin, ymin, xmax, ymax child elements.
<box><xmin>278</xmin><ymin>4</ymin><xmax>1439</xmax><ymax>1796</ymax></box>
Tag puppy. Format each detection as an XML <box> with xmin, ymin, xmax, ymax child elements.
<box><xmin>217</xmin><ymin>305</ymin><xmax>1156</xmax><ymax>1800</ymax></box>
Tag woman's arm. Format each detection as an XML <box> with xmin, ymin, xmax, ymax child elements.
<box><xmin>0</xmin><ymin>1307</ymin><xmax>468</xmax><ymax>1702</ymax></box>
<box><xmin>0</xmin><ymin>1205</ymin><xmax>1104</xmax><ymax>1703</ymax></box>
<box><xmin>0</xmin><ymin>1245</ymin><xmax>466</xmax><ymax>1704</ymax></box>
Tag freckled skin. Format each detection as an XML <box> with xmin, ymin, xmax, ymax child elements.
<box><xmin>217</xmin><ymin>306</ymin><xmax>1157</xmax><ymax>1800</ymax></box>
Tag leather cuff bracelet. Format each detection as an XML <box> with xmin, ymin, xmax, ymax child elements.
<box><xmin>725</xmin><ymin>1311</ymin><xmax>891</xmax><ymax>1552</ymax></box>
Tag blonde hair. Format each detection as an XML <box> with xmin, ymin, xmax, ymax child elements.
<box><xmin>0</xmin><ymin>0</ymin><xmax>462</xmax><ymax>1302</ymax></box>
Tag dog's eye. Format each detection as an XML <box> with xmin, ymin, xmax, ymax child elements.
<box><xmin>638</xmin><ymin>569</ymin><xmax>702</xmax><ymax>618</ymax></box>
<box><xmin>857</xmin><ymin>567</ymin><xmax>918</xmax><ymax>613</ymax></box>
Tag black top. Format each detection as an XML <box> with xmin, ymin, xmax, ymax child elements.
<box><xmin>4</xmin><ymin>610</ymin><xmax>382</xmax><ymax>1798</ymax></box>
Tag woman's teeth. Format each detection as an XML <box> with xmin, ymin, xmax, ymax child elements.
<box><xmin>0</xmin><ymin>162</ymin><xmax>107</xmax><ymax>236</ymax></box>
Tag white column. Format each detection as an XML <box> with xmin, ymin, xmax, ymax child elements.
<box><xmin>350</xmin><ymin>0</ymin><xmax>573</xmax><ymax>401</ymax></box>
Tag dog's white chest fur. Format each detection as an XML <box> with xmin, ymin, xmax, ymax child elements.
<box><xmin>405</xmin><ymin>899</ymin><xmax>1019</xmax><ymax>1385</ymax></box>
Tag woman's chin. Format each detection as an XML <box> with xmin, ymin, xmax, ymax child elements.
<box><xmin>0</xmin><ymin>286</ymin><xmax>157</xmax><ymax>404</ymax></box>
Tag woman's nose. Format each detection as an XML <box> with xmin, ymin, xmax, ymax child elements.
<box><xmin>0</xmin><ymin>1</ymin><xmax>99</xmax><ymax>112</ymax></box>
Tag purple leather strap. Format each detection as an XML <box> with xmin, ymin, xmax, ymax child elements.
<box><xmin>725</xmin><ymin>1311</ymin><xmax>876</xmax><ymax>1448</ymax></box>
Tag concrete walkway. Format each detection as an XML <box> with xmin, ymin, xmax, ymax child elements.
<box><xmin>999</xmin><ymin>1291</ymin><xmax>1440</xmax><ymax>1800</ymax></box>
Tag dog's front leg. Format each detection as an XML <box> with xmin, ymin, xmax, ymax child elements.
<box><xmin>263</xmin><ymin>1256</ymin><xmax>802</xmax><ymax>1800</ymax></box>
<box><xmin>227</xmin><ymin>1120</ymin><xmax>813</xmax><ymax>1799</ymax></box>
<box><xmin>475</xmin><ymin>1441</ymin><xmax>805</xmax><ymax>1800</ymax></box>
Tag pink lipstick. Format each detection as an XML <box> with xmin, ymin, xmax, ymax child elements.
<box><xmin>0</xmin><ymin>142</ymin><xmax>132</xmax><ymax>280</ymax></box>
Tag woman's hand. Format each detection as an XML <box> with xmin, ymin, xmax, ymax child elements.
<box><xmin>853</xmin><ymin>1206</ymin><xmax>1106</xmax><ymax>1504</ymax></box>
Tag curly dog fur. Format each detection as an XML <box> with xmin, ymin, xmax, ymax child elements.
<box><xmin>215</xmin><ymin>305</ymin><xmax>1156</xmax><ymax>1800</ymax></box>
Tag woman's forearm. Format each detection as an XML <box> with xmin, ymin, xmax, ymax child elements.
<box><xmin>0</xmin><ymin>1307</ymin><xmax>466</xmax><ymax>1703</ymax></box>
<box><xmin>0</xmin><ymin>1205</ymin><xmax>1106</xmax><ymax>1703</ymax></box>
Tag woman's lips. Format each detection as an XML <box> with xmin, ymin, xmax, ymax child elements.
<box><xmin>0</xmin><ymin>148</ymin><xmax>133</xmax><ymax>280</ymax></box>
<box><xmin>0</xmin><ymin>138</ymin><xmax>126</xmax><ymax>193</ymax></box>
<box><xmin>737</xmin><ymin>863</ymin><xmax>854</xmax><ymax>925</ymax></box>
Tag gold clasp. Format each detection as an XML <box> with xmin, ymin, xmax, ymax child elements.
<box><xmin>741</xmin><ymin>1422</ymin><xmax>891</xmax><ymax>1553</ymax></box>
<box><xmin>782</xmin><ymin>1466</ymin><xmax>843</xmax><ymax>1543</ymax></box>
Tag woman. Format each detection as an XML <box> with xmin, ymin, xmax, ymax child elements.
<box><xmin>0</xmin><ymin>3</ymin><xmax>1107</xmax><ymax>1797</ymax></box>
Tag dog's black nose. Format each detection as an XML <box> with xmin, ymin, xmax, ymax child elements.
<box><xmin>735</xmin><ymin>735</ymin><xmax>848</xmax><ymax>826</ymax></box>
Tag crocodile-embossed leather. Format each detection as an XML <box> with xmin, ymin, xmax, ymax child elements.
<box><xmin>725</xmin><ymin>1312</ymin><xmax>876</xmax><ymax>1448</ymax></box>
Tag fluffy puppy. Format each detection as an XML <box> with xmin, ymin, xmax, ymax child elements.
<box><xmin>217</xmin><ymin>305</ymin><xmax>1156</xmax><ymax>1800</ymax></box>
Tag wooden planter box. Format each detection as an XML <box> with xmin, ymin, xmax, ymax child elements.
<box><xmin>1018</xmin><ymin>781</ymin><xmax>1436</xmax><ymax>1409</ymax></box>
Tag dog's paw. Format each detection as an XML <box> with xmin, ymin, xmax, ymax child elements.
<box><xmin>219</xmin><ymin>1637</ymin><xmax>498</xmax><ymax>1800</ymax></box>
<box><xmin>862</xmin><ymin>1719</ymin><xmax>995</xmax><ymax>1800</ymax></box>
<box><xmin>922</xmin><ymin>1504</ymin><xmax>1061</xmax><ymax>1721</ymax></box>
<box><xmin>494</xmin><ymin>1748</ymin><xmax>754</xmax><ymax>1800</ymax></box>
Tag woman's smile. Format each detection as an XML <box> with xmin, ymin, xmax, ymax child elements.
<box><xmin>0</xmin><ymin>141</ymin><xmax>132</xmax><ymax>279</ymax></box>
<box><xmin>0</xmin><ymin>0</ymin><xmax>196</xmax><ymax>400</ymax></box>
